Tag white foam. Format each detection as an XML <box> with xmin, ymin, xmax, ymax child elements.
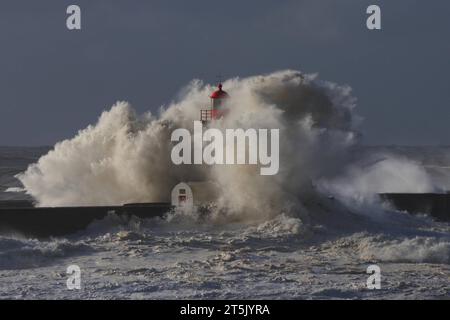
<box><xmin>359</xmin><ymin>236</ymin><xmax>450</xmax><ymax>264</ymax></box>
<box><xmin>5</xmin><ymin>187</ymin><xmax>25</xmax><ymax>193</ymax></box>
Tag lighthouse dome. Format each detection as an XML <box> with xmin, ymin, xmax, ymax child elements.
<box><xmin>210</xmin><ymin>84</ymin><xmax>229</xmax><ymax>99</ymax></box>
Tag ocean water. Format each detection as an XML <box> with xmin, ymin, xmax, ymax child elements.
<box><xmin>0</xmin><ymin>146</ymin><xmax>49</xmax><ymax>201</ymax></box>
<box><xmin>1</xmin><ymin>146</ymin><xmax>450</xmax><ymax>300</ymax></box>
<box><xmin>2</xmin><ymin>70</ymin><xmax>450</xmax><ymax>299</ymax></box>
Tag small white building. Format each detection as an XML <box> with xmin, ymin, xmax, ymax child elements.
<box><xmin>171</xmin><ymin>181</ymin><xmax>220</xmax><ymax>208</ymax></box>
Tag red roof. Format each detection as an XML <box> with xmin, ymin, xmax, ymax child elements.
<box><xmin>210</xmin><ymin>84</ymin><xmax>229</xmax><ymax>99</ymax></box>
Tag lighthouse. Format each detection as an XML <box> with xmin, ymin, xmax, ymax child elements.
<box><xmin>200</xmin><ymin>83</ymin><xmax>229</xmax><ymax>123</ymax></box>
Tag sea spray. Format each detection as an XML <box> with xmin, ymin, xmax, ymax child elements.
<box><xmin>17</xmin><ymin>70</ymin><xmax>443</xmax><ymax>226</ymax></box>
<box><xmin>18</xmin><ymin>71</ymin><xmax>356</xmax><ymax>219</ymax></box>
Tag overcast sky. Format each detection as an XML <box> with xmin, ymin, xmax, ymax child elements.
<box><xmin>0</xmin><ymin>0</ymin><xmax>449</xmax><ymax>146</ymax></box>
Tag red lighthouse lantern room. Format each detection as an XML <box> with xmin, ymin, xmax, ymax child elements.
<box><xmin>201</xmin><ymin>83</ymin><xmax>229</xmax><ymax>123</ymax></box>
